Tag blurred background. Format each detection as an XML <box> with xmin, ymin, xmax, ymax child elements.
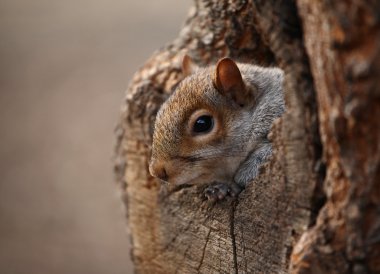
<box><xmin>0</xmin><ymin>1</ymin><xmax>190</xmax><ymax>273</ymax></box>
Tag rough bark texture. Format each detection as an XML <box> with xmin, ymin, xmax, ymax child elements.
<box><xmin>290</xmin><ymin>1</ymin><xmax>380</xmax><ymax>273</ymax></box>
<box><xmin>115</xmin><ymin>0</ymin><xmax>380</xmax><ymax>273</ymax></box>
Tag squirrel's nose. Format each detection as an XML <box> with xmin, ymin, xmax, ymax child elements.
<box><xmin>149</xmin><ymin>159</ymin><xmax>169</xmax><ymax>182</ymax></box>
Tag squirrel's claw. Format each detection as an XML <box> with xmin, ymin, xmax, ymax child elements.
<box><xmin>204</xmin><ymin>183</ymin><xmax>242</xmax><ymax>202</ymax></box>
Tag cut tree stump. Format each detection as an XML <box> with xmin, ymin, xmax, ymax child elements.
<box><xmin>115</xmin><ymin>1</ymin><xmax>380</xmax><ymax>273</ymax></box>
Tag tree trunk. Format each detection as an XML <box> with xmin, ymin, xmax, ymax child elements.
<box><xmin>115</xmin><ymin>1</ymin><xmax>380</xmax><ymax>273</ymax></box>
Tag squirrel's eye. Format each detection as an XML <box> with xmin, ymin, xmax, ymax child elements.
<box><xmin>193</xmin><ymin>115</ymin><xmax>214</xmax><ymax>133</ymax></box>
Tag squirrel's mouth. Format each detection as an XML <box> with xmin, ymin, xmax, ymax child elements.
<box><xmin>173</xmin><ymin>173</ymin><xmax>206</xmax><ymax>186</ymax></box>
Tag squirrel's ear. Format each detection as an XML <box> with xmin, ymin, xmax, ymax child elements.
<box><xmin>182</xmin><ymin>55</ymin><xmax>198</xmax><ymax>77</ymax></box>
<box><xmin>213</xmin><ymin>58</ymin><xmax>250</xmax><ymax>106</ymax></box>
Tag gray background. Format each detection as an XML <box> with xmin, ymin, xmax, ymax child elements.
<box><xmin>0</xmin><ymin>1</ymin><xmax>190</xmax><ymax>273</ymax></box>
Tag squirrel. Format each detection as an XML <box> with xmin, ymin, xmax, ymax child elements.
<box><xmin>149</xmin><ymin>55</ymin><xmax>285</xmax><ymax>202</ymax></box>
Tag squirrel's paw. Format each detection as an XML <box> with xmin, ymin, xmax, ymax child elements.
<box><xmin>204</xmin><ymin>183</ymin><xmax>242</xmax><ymax>202</ymax></box>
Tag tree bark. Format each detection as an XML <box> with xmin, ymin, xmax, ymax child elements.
<box><xmin>115</xmin><ymin>0</ymin><xmax>380</xmax><ymax>273</ymax></box>
<box><xmin>290</xmin><ymin>1</ymin><xmax>380</xmax><ymax>273</ymax></box>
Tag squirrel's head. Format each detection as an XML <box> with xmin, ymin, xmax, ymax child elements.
<box><xmin>149</xmin><ymin>56</ymin><xmax>256</xmax><ymax>186</ymax></box>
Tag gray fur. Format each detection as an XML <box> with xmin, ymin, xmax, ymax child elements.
<box><xmin>233</xmin><ymin>64</ymin><xmax>284</xmax><ymax>186</ymax></box>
